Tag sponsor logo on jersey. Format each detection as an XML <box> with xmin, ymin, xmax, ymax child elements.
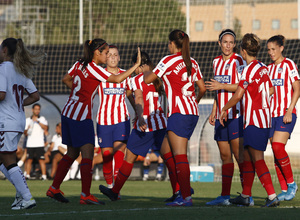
<box><xmin>238</xmin><ymin>65</ymin><xmax>245</xmax><ymax>74</ymax></box>
<box><xmin>278</xmin><ymin>68</ymin><xmax>283</xmax><ymax>74</ymax></box>
<box><xmin>291</xmin><ymin>70</ymin><xmax>298</xmax><ymax>78</ymax></box>
<box><xmin>98</xmin><ymin>137</ymin><xmax>102</xmax><ymax>143</ymax></box>
<box><xmin>214</xmin><ymin>75</ymin><xmax>231</xmax><ymax>83</ymax></box>
<box><xmin>103</xmin><ymin>88</ymin><xmax>125</xmax><ymax>95</ymax></box>
<box><xmin>272</xmin><ymin>79</ymin><xmax>284</xmax><ymax>86</ymax></box>
<box><xmin>242</xmin><ymin>81</ymin><xmax>249</xmax><ymax>89</ymax></box>
<box><xmin>157</xmin><ymin>63</ymin><xmax>166</xmax><ymax>72</ymax></box>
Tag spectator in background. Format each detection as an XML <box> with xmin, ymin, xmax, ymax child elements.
<box><xmin>24</xmin><ymin>103</ymin><xmax>48</xmax><ymax>180</ymax></box>
<box><xmin>142</xmin><ymin>147</ymin><xmax>164</xmax><ymax>181</ymax></box>
<box><xmin>42</xmin><ymin>122</ymin><xmax>67</xmax><ymax>179</ymax></box>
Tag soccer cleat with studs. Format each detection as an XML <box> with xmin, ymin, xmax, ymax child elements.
<box><xmin>47</xmin><ymin>186</ymin><xmax>69</xmax><ymax>203</ymax></box>
<box><xmin>99</xmin><ymin>185</ymin><xmax>119</xmax><ymax>201</ymax></box>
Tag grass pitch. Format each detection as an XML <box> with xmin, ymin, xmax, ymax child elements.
<box><xmin>0</xmin><ymin>179</ymin><xmax>299</xmax><ymax>220</ymax></box>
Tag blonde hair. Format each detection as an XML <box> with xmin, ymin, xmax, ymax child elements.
<box><xmin>2</xmin><ymin>38</ymin><xmax>46</xmax><ymax>78</ymax></box>
<box><xmin>240</xmin><ymin>33</ymin><xmax>261</xmax><ymax>57</ymax></box>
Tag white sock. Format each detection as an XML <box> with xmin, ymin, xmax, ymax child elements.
<box><xmin>8</xmin><ymin>166</ymin><xmax>32</xmax><ymax>201</ymax></box>
<box><xmin>17</xmin><ymin>160</ymin><xmax>24</xmax><ymax>167</ymax></box>
<box><xmin>268</xmin><ymin>193</ymin><xmax>276</xmax><ymax>201</ymax></box>
<box><xmin>0</xmin><ymin>164</ymin><xmax>13</xmax><ymax>183</ymax></box>
<box><xmin>70</xmin><ymin>160</ymin><xmax>79</xmax><ymax>179</ymax></box>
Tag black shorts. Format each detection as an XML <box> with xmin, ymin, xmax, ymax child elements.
<box><xmin>27</xmin><ymin>147</ymin><xmax>45</xmax><ymax>160</ymax></box>
<box><xmin>49</xmin><ymin>150</ymin><xmax>61</xmax><ymax>162</ymax></box>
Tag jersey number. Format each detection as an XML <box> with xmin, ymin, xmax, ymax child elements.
<box><xmin>71</xmin><ymin>75</ymin><xmax>81</xmax><ymax>101</ymax></box>
<box><xmin>181</xmin><ymin>73</ymin><xmax>193</xmax><ymax>96</ymax></box>
<box><xmin>12</xmin><ymin>84</ymin><xmax>24</xmax><ymax>112</ymax></box>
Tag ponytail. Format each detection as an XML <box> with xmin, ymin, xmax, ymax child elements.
<box><xmin>79</xmin><ymin>38</ymin><xmax>108</xmax><ymax>70</ymax></box>
<box><xmin>1</xmin><ymin>38</ymin><xmax>46</xmax><ymax>78</ymax></box>
<box><xmin>169</xmin><ymin>30</ymin><xmax>192</xmax><ymax>76</ymax></box>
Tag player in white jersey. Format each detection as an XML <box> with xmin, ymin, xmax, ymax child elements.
<box><xmin>205</xmin><ymin>29</ymin><xmax>248</xmax><ymax>206</ymax></box>
<box><xmin>267</xmin><ymin>35</ymin><xmax>300</xmax><ymax>201</ymax></box>
<box><xmin>0</xmin><ymin>38</ymin><xmax>45</xmax><ymax>210</ymax></box>
<box><xmin>144</xmin><ymin>30</ymin><xmax>206</xmax><ymax>206</ymax></box>
<box><xmin>220</xmin><ymin>33</ymin><xmax>279</xmax><ymax>207</ymax></box>
<box><xmin>46</xmin><ymin>38</ymin><xmax>141</xmax><ymax>205</ymax></box>
<box><xmin>100</xmin><ymin>51</ymin><xmax>167</xmax><ymax>201</ymax></box>
<box><xmin>96</xmin><ymin>45</ymin><xmax>134</xmax><ymax>189</ymax></box>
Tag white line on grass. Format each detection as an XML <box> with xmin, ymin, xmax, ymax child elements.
<box><xmin>1</xmin><ymin>206</ymin><xmax>299</xmax><ymax>217</ymax></box>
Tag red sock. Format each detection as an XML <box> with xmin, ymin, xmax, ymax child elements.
<box><xmin>174</xmin><ymin>154</ymin><xmax>190</xmax><ymax>199</ymax></box>
<box><xmin>163</xmin><ymin>152</ymin><xmax>180</xmax><ymax>194</ymax></box>
<box><xmin>102</xmin><ymin>150</ymin><xmax>113</xmax><ymax>185</ymax></box>
<box><xmin>275</xmin><ymin>160</ymin><xmax>288</xmax><ymax>191</ymax></box>
<box><xmin>80</xmin><ymin>158</ymin><xmax>93</xmax><ymax>196</ymax></box>
<box><xmin>221</xmin><ymin>163</ymin><xmax>234</xmax><ymax>196</ymax></box>
<box><xmin>238</xmin><ymin>162</ymin><xmax>244</xmax><ymax>188</ymax></box>
<box><xmin>272</xmin><ymin>142</ymin><xmax>294</xmax><ymax>184</ymax></box>
<box><xmin>113</xmin><ymin>151</ymin><xmax>125</xmax><ymax>181</ymax></box>
<box><xmin>52</xmin><ymin>155</ymin><xmax>74</xmax><ymax>189</ymax></box>
<box><xmin>112</xmin><ymin>160</ymin><xmax>133</xmax><ymax>194</ymax></box>
<box><xmin>255</xmin><ymin>160</ymin><xmax>275</xmax><ymax>196</ymax></box>
<box><xmin>242</xmin><ymin>161</ymin><xmax>255</xmax><ymax>196</ymax></box>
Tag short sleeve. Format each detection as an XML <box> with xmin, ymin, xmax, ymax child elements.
<box><xmin>153</xmin><ymin>56</ymin><xmax>169</xmax><ymax>78</ymax></box>
<box><xmin>288</xmin><ymin>63</ymin><xmax>300</xmax><ymax>83</ymax></box>
<box><xmin>25</xmin><ymin>78</ymin><xmax>37</xmax><ymax>94</ymax></box>
<box><xmin>39</xmin><ymin>116</ymin><xmax>48</xmax><ymax>126</ymax></box>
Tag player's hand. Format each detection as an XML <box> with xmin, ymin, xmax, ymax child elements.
<box><xmin>208</xmin><ymin>113</ymin><xmax>216</xmax><ymax>126</ymax></box>
<box><xmin>283</xmin><ymin>111</ymin><xmax>292</xmax><ymax>124</ymax></box>
<box><xmin>219</xmin><ymin>110</ymin><xmax>227</xmax><ymax>127</ymax></box>
<box><xmin>135</xmin><ymin>47</ymin><xmax>141</xmax><ymax>67</ymax></box>
<box><xmin>205</xmin><ymin>79</ymin><xmax>222</xmax><ymax>91</ymax></box>
<box><xmin>138</xmin><ymin>117</ymin><xmax>147</xmax><ymax>132</ymax></box>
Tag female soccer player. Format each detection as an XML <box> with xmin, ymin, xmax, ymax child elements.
<box><xmin>96</xmin><ymin>45</ymin><xmax>134</xmax><ymax>188</ymax></box>
<box><xmin>267</xmin><ymin>35</ymin><xmax>300</xmax><ymax>201</ymax></box>
<box><xmin>144</xmin><ymin>30</ymin><xmax>206</xmax><ymax>206</ymax></box>
<box><xmin>46</xmin><ymin>39</ymin><xmax>141</xmax><ymax>205</ymax></box>
<box><xmin>205</xmin><ymin>29</ymin><xmax>248</xmax><ymax>206</ymax></box>
<box><xmin>0</xmin><ymin>38</ymin><xmax>45</xmax><ymax>210</ymax></box>
<box><xmin>99</xmin><ymin>51</ymin><xmax>167</xmax><ymax>201</ymax></box>
<box><xmin>220</xmin><ymin>33</ymin><xmax>279</xmax><ymax>207</ymax></box>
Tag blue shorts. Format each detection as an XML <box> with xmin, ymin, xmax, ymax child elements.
<box><xmin>167</xmin><ymin>113</ymin><xmax>199</xmax><ymax>140</ymax></box>
<box><xmin>243</xmin><ymin>125</ymin><xmax>270</xmax><ymax>151</ymax></box>
<box><xmin>61</xmin><ymin>115</ymin><xmax>95</xmax><ymax>148</ymax></box>
<box><xmin>214</xmin><ymin>117</ymin><xmax>243</xmax><ymax>141</ymax></box>
<box><xmin>127</xmin><ymin>129</ymin><xmax>166</xmax><ymax>157</ymax></box>
<box><xmin>269</xmin><ymin>114</ymin><xmax>297</xmax><ymax>138</ymax></box>
<box><xmin>97</xmin><ymin>120</ymin><xmax>130</xmax><ymax>148</ymax></box>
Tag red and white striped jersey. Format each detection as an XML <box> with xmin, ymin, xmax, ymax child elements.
<box><xmin>131</xmin><ymin>74</ymin><xmax>167</xmax><ymax>132</ymax></box>
<box><xmin>153</xmin><ymin>52</ymin><xmax>203</xmax><ymax>117</ymax></box>
<box><xmin>213</xmin><ymin>53</ymin><xmax>246</xmax><ymax>119</ymax></box>
<box><xmin>238</xmin><ymin>60</ymin><xmax>272</xmax><ymax>129</ymax></box>
<box><xmin>268</xmin><ymin>58</ymin><xmax>300</xmax><ymax>117</ymax></box>
<box><xmin>96</xmin><ymin>68</ymin><xmax>131</xmax><ymax>125</ymax></box>
<box><xmin>62</xmin><ymin>61</ymin><xmax>111</xmax><ymax>121</ymax></box>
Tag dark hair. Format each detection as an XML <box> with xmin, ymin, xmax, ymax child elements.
<box><xmin>219</xmin><ymin>29</ymin><xmax>237</xmax><ymax>53</ymax></box>
<box><xmin>109</xmin><ymin>44</ymin><xmax>118</xmax><ymax>50</ymax></box>
<box><xmin>1</xmin><ymin>38</ymin><xmax>46</xmax><ymax>78</ymax></box>
<box><xmin>32</xmin><ymin>103</ymin><xmax>41</xmax><ymax>109</ymax></box>
<box><xmin>240</xmin><ymin>33</ymin><xmax>261</xmax><ymax>57</ymax></box>
<box><xmin>169</xmin><ymin>29</ymin><xmax>192</xmax><ymax>76</ymax></box>
<box><xmin>132</xmin><ymin>51</ymin><xmax>163</xmax><ymax>96</ymax></box>
<box><xmin>267</xmin><ymin>35</ymin><xmax>285</xmax><ymax>53</ymax></box>
<box><xmin>79</xmin><ymin>38</ymin><xmax>108</xmax><ymax>70</ymax></box>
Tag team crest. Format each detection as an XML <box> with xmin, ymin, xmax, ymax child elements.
<box><xmin>278</xmin><ymin>68</ymin><xmax>283</xmax><ymax>74</ymax></box>
<box><xmin>225</xmin><ymin>64</ymin><xmax>230</xmax><ymax>70</ymax></box>
<box><xmin>243</xmin><ymin>81</ymin><xmax>249</xmax><ymax>89</ymax></box>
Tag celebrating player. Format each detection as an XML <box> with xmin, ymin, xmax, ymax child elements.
<box><xmin>96</xmin><ymin>45</ymin><xmax>134</xmax><ymax>189</ymax></box>
<box><xmin>267</xmin><ymin>35</ymin><xmax>300</xmax><ymax>201</ymax></box>
<box><xmin>46</xmin><ymin>39</ymin><xmax>141</xmax><ymax>205</ymax></box>
<box><xmin>144</xmin><ymin>30</ymin><xmax>206</xmax><ymax>206</ymax></box>
<box><xmin>99</xmin><ymin>51</ymin><xmax>167</xmax><ymax>201</ymax></box>
<box><xmin>205</xmin><ymin>29</ymin><xmax>249</xmax><ymax>206</ymax></box>
<box><xmin>220</xmin><ymin>33</ymin><xmax>279</xmax><ymax>207</ymax></box>
<box><xmin>0</xmin><ymin>38</ymin><xmax>45</xmax><ymax>210</ymax></box>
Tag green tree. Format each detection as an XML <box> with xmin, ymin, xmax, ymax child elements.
<box><xmin>6</xmin><ymin>0</ymin><xmax>186</xmax><ymax>44</ymax></box>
